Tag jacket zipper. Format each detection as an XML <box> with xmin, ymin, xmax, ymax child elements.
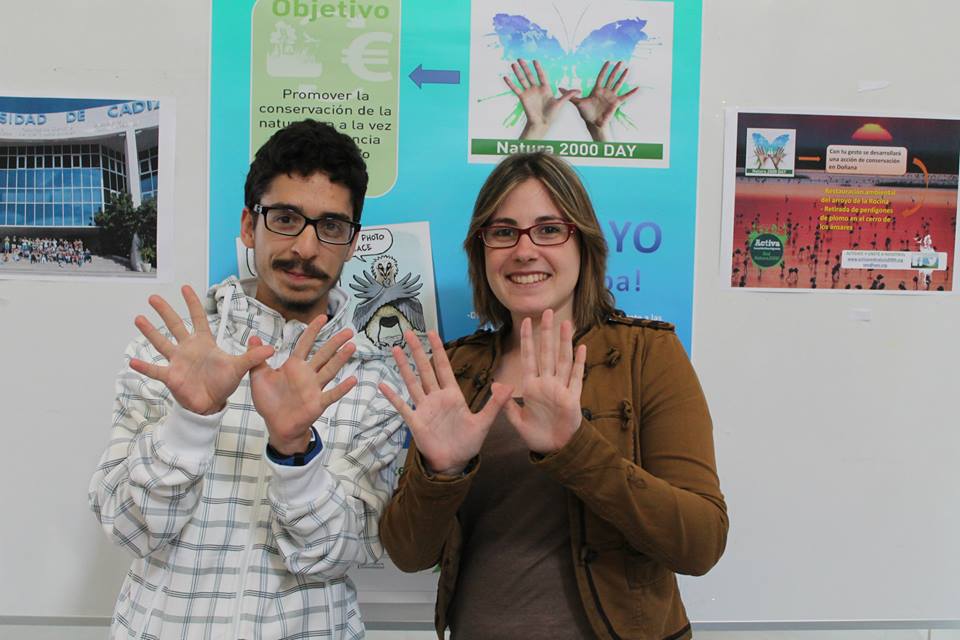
<box><xmin>230</xmin><ymin>457</ymin><xmax>266</xmax><ymax>639</ymax></box>
<box><xmin>580</xmin><ymin>506</ymin><xmax>622</xmax><ymax>640</ymax></box>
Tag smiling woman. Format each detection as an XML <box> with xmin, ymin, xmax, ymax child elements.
<box><xmin>379</xmin><ymin>152</ymin><xmax>728</xmax><ymax>640</ymax></box>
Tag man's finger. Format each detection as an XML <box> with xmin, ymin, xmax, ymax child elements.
<box><xmin>294</xmin><ymin>314</ymin><xmax>328</xmax><ymax>361</ymax></box>
<box><xmin>181</xmin><ymin>285</ymin><xmax>212</xmax><ymax>336</ymax></box>
<box><xmin>129</xmin><ymin>357</ymin><xmax>167</xmax><ymax>384</ymax></box>
<box><xmin>321</xmin><ymin>375</ymin><xmax>358</xmax><ymax>408</ymax></box>
<box><xmin>134</xmin><ymin>315</ymin><xmax>175</xmax><ymax>360</ymax></box>
<box><xmin>308</xmin><ymin>327</ymin><xmax>353</xmax><ymax>371</ymax></box>
<box><xmin>315</xmin><ymin>342</ymin><xmax>357</xmax><ymax>389</ymax></box>
<box><xmin>149</xmin><ymin>294</ymin><xmax>189</xmax><ymax>342</ymax></box>
<box><xmin>503</xmin><ymin>75</ymin><xmax>522</xmax><ymax>97</ymax></box>
<box><xmin>238</xmin><ymin>343</ymin><xmax>275</xmax><ymax>373</ymax></box>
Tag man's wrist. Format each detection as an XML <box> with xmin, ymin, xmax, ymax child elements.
<box><xmin>267</xmin><ymin>427</ymin><xmax>322</xmax><ymax>467</ymax></box>
<box><xmin>268</xmin><ymin>429</ymin><xmax>314</xmax><ymax>457</ymax></box>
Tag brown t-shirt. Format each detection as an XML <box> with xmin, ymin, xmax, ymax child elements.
<box><xmin>447</xmin><ymin>406</ymin><xmax>595</xmax><ymax>639</ymax></box>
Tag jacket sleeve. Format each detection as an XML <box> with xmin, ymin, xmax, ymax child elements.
<box><xmin>266</xmin><ymin>358</ymin><xmax>408</xmax><ymax>579</ymax></box>
<box><xmin>535</xmin><ymin>328</ymin><xmax>728</xmax><ymax>576</ymax></box>
<box><xmin>378</xmin><ymin>440</ymin><xmax>477</xmax><ymax>572</ymax></box>
<box><xmin>88</xmin><ymin>337</ymin><xmax>221</xmax><ymax>558</ymax></box>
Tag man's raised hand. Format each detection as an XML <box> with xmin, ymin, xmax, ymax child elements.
<box><xmin>248</xmin><ymin>315</ymin><xmax>358</xmax><ymax>456</ymax></box>
<box><xmin>130</xmin><ymin>285</ymin><xmax>275</xmax><ymax>416</ymax></box>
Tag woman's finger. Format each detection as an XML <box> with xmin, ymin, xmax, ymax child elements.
<box><xmin>409</xmin><ymin>331</ymin><xmax>440</xmax><ymax>393</ymax></box>
<box><xmin>538</xmin><ymin>308</ymin><xmax>556</xmax><ymax>377</ymax></box>
<box><xmin>428</xmin><ymin>332</ymin><xmax>458</xmax><ymax>389</ymax></box>
<box><xmin>520</xmin><ymin>317</ymin><xmax>537</xmax><ymax>378</ymax></box>
<box><xmin>556</xmin><ymin>320</ymin><xmax>574</xmax><ymax>383</ymax></box>
<box><xmin>569</xmin><ymin>344</ymin><xmax>588</xmax><ymax>394</ymax></box>
<box><xmin>391</xmin><ymin>345</ymin><xmax>426</xmax><ymax>405</ymax></box>
<box><xmin>379</xmin><ymin>382</ymin><xmax>419</xmax><ymax>433</ymax></box>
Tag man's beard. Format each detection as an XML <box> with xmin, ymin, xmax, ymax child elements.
<box><xmin>270</xmin><ymin>256</ymin><xmax>341</xmax><ymax>314</ymax></box>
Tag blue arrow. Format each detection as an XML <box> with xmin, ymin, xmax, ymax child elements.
<box><xmin>409</xmin><ymin>64</ymin><xmax>460</xmax><ymax>89</ymax></box>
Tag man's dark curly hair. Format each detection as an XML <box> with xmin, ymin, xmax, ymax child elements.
<box><xmin>244</xmin><ymin>119</ymin><xmax>369</xmax><ymax>223</ymax></box>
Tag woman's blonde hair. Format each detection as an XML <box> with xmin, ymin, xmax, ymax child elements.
<box><xmin>463</xmin><ymin>152</ymin><xmax>615</xmax><ymax>331</ymax></box>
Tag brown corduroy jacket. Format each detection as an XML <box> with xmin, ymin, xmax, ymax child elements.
<box><xmin>380</xmin><ymin>315</ymin><xmax>728</xmax><ymax>639</ymax></box>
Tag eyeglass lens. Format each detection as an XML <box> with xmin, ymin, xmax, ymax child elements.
<box><xmin>264</xmin><ymin>208</ymin><xmax>355</xmax><ymax>244</ymax></box>
<box><xmin>482</xmin><ymin>223</ymin><xmax>571</xmax><ymax>247</ymax></box>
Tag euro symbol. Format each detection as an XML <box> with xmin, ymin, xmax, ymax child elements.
<box><xmin>341</xmin><ymin>32</ymin><xmax>393</xmax><ymax>82</ymax></box>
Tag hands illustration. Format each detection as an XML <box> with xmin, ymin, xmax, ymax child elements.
<box><xmin>504</xmin><ymin>58</ymin><xmax>638</xmax><ymax>142</ymax></box>
<box><xmin>568</xmin><ymin>61</ymin><xmax>639</xmax><ymax>142</ymax></box>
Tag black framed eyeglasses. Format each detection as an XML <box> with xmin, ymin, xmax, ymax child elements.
<box><xmin>477</xmin><ymin>221</ymin><xmax>577</xmax><ymax>248</ymax></box>
<box><xmin>253</xmin><ymin>204</ymin><xmax>360</xmax><ymax>245</ymax></box>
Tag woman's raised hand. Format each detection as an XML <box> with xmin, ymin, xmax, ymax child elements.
<box><xmin>379</xmin><ymin>331</ymin><xmax>513</xmax><ymax>476</ymax></box>
<box><xmin>503</xmin><ymin>309</ymin><xmax>587</xmax><ymax>454</ymax></box>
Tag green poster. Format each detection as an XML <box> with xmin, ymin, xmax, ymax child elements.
<box><xmin>251</xmin><ymin>0</ymin><xmax>400</xmax><ymax>196</ymax></box>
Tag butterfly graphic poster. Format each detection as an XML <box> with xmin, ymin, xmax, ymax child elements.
<box><xmin>745</xmin><ymin>128</ymin><xmax>796</xmax><ymax>178</ymax></box>
<box><xmin>722</xmin><ymin>109</ymin><xmax>960</xmax><ymax>293</ymax></box>
<box><xmin>468</xmin><ymin>0</ymin><xmax>675</xmax><ymax>167</ymax></box>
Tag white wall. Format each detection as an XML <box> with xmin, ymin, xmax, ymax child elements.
<box><xmin>0</xmin><ymin>0</ymin><xmax>211</xmax><ymax>619</ymax></box>
<box><xmin>0</xmin><ymin>0</ymin><xmax>957</xmax><ymax>635</ymax></box>
<box><xmin>688</xmin><ymin>0</ymin><xmax>960</xmax><ymax>624</ymax></box>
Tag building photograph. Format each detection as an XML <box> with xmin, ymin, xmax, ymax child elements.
<box><xmin>0</xmin><ymin>96</ymin><xmax>163</xmax><ymax>278</ymax></box>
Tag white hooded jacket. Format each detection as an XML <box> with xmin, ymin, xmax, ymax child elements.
<box><xmin>89</xmin><ymin>277</ymin><xmax>407</xmax><ymax>639</ymax></box>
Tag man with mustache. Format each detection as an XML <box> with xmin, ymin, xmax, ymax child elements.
<box><xmin>89</xmin><ymin>120</ymin><xmax>407</xmax><ymax>639</ymax></box>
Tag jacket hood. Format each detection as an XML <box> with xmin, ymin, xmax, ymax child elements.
<box><xmin>205</xmin><ymin>276</ymin><xmax>386</xmax><ymax>361</ymax></box>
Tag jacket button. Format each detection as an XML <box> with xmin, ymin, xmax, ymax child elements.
<box><xmin>580</xmin><ymin>547</ymin><xmax>598</xmax><ymax>563</ymax></box>
<box><xmin>581</xmin><ymin>408</ymin><xmax>592</xmax><ymax>420</ymax></box>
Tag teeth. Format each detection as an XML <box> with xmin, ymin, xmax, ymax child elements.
<box><xmin>509</xmin><ymin>273</ymin><xmax>548</xmax><ymax>284</ymax></box>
